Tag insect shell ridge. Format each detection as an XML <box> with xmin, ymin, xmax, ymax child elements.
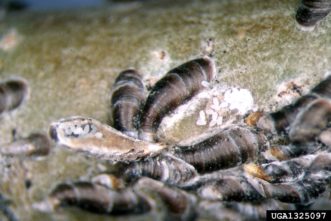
<box><xmin>112</xmin><ymin>69</ymin><xmax>145</xmax><ymax>89</ymax></box>
<box><xmin>49</xmin><ymin>116</ymin><xmax>165</xmax><ymax>162</ymax></box>
<box><xmin>170</xmin><ymin>125</ymin><xmax>267</xmax><ymax>173</ymax></box>
<box><xmin>256</xmin><ymin>75</ymin><xmax>331</xmax><ymax>134</ymax></box>
<box><xmin>260</xmin><ymin>174</ymin><xmax>328</xmax><ymax>204</ymax></box>
<box><xmin>257</xmin><ymin>74</ymin><xmax>331</xmax><ymax>134</ymax></box>
<box><xmin>290</xmin><ymin>98</ymin><xmax>331</xmax><ymax>144</ymax></box>
<box><xmin>39</xmin><ymin>181</ymin><xmax>151</xmax><ymax>215</ymax></box>
<box><xmin>257</xmin><ymin>94</ymin><xmax>318</xmax><ymax>134</ymax></box>
<box><xmin>138</xmin><ymin>57</ymin><xmax>216</xmax><ymax>142</ymax></box>
<box><xmin>248</xmin><ymin>152</ymin><xmax>330</xmax><ymax>183</ymax></box>
<box><xmin>296</xmin><ymin>0</ymin><xmax>331</xmax><ymax>28</ymax></box>
<box><xmin>197</xmin><ymin>174</ymin><xmax>266</xmax><ymax>201</ymax></box>
<box><xmin>123</xmin><ymin>151</ymin><xmax>198</xmax><ymax>186</ymax></box>
<box><xmin>133</xmin><ymin>177</ymin><xmax>197</xmax><ymax>220</ymax></box>
<box><xmin>111</xmin><ymin>69</ymin><xmax>146</xmax><ymax>139</ymax></box>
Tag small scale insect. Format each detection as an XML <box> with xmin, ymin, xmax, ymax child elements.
<box><xmin>121</xmin><ymin>126</ymin><xmax>268</xmax><ymax>186</ymax></box>
<box><xmin>49</xmin><ymin>116</ymin><xmax>165</xmax><ymax>161</ymax></box>
<box><xmin>261</xmin><ymin>142</ymin><xmax>325</xmax><ymax>161</ymax></box>
<box><xmin>289</xmin><ymin>98</ymin><xmax>331</xmax><ymax>142</ymax></box>
<box><xmin>196</xmin><ymin>174</ymin><xmax>266</xmax><ymax>202</ymax></box>
<box><xmin>196</xmin><ymin>169</ymin><xmax>330</xmax><ymax>204</ymax></box>
<box><xmin>138</xmin><ymin>57</ymin><xmax>216</xmax><ymax>142</ymax></box>
<box><xmin>0</xmin><ymin>78</ymin><xmax>28</xmax><ymax>115</ymax></box>
<box><xmin>256</xmin><ymin>75</ymin><xmax>331</xmax><ymax>136</ymax></box>
<box><xmin>123</xmin><ymin>153</ymin><xmax>198</xmax><ymax>186</ymax></box>
<box><xmin>261</xmin><ymin>171</ymin><xmax>330</xmax><ymax>204</ymax></box>
<box><xmin>111</xmin><ymin>69</ymin><xmax>146</xmax><ymax>138</ymax></box>
<box><xmin>33</xmin><ymin>181</ymin><xmax>151</xmax><ymax>215</ymax></box>
<box><xmin>170</xmin><ymin>126</ymin><xmax>268</xmax><ymax>173</ymax></box>
<box><xmin>296</xmin><ymin>0</ymin><xmax>331</xmax><ymax>28</ymax></box>
<box><xmin>34</xmin><ymin>177</ymin><xmax>197</xmax><ymax>220</ymax></box>
<box><xmin>133</xmin><ymin>178</ymin><xmax>197</xmax><ymax>221</ymax></box>
<box><xmin>0</xmin><ymin>132</ymin><xmax>51</xmax><ymax>157</ymax></box>
<box><xmin>244</xmin><ymin>152</ymin><xmax>331</xmax><ymax>183</ymax></box>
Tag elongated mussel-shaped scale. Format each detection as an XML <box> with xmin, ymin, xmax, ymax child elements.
<box><xmin>33</xmin><ymin>181</ymin><xmax>150</xmax><ymax>215</ymax></box>
<box><xmin>35</xmin><ymin>178</ymin><xmax>197</xmax><ymax>219</ymax></box>
<box><xmin>296</xmin><ymin>0</ymin><xmax>331</xmax><ymax>27</ymax></box>
<box><xmin>261</xmin><ymin>142</ymin><xmax>325</xmax><ymax>161</ymax></box>
<box><xmin>179</xmin><ymin>167</ymin><xmax>244</xmax><ymax>190</ymax></box>
<box><xmin>289</xmin><ymin>98</ymin><xmax>331</xmax><ymax>143</ymax></box>
<box><xmin>258</xmin><ymin>94</ymin><xmax>318</xmax><ymax>133</ymax></box>
<box><xmin>244</xmin><ymin>153</ymin><xmax>328</xmax><ymax>183</ymax></box>
<box><xmin>123</xmin><ymin>153</ymin><xmax>198</xmax><ymax>186</ymax></box>
<box><xmin>257</xmin><ymin>75</ymin><xmax>331</xmax><ymax>133</ymax></box>
<box><xmin>0</xmin><ymin>78</ymin><xmax>28</xmax><ymax>114</ymax></box>
<box><xmin>198</xmin><ymin>175</ymin><xmax>266</xmax><ymax>202</ymax></box>
<box><xmin>262</xmin><ymin>171</ymin><xmax>330</xmax><ymax>204</ymax></box>
<box><xmin>138</xmin><ymin>57</ymin><xmax>215</xmax><ymax>142</ymax></box>
<box><xmin>134</xmin><ymin>178</ymin><xmax>197</xmax><ymax>221</ymax></box>
<box><xmin>49</xmin><ymin>116</ymin><xmax>165</xmax><ymax>161</ymax></box>
<box><xmin>198</xmin><ymin>170</ymin><xmax>331</xmax><ymax>204</ymax></box>
<box><xmin>111</xmin><ymin>69</ymin><xmax>146</xmax><ymax>138</ymax></box>
<box><xmin>0</xmin><ymin>132</ymin><xmax>51</xmax><ymax>157</ymax></box>
<box><xmin>171</xmin><ymin>126</ymin><xmax>266</xmax><ymax>173</ymax></box>
<box><xmin>197</xmin><ymin>170</ymin><xmax>330</xmax><ymax>204</ymax></box>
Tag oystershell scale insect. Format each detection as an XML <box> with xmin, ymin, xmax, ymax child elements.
<box><xmin>49</xmin><ymin>116</ymin><xmax>164</xmax><ymax>161</ymax></box>
<box><xmin>111</xmin><ymin>69</ymin><xmax>146</xmax><ymax>138</ymax></box>
<box><xmin>296</xmin><ymin>0</ymin><xmax>331</xmax><ymax>28</ymax></box>
<box><xmin>138</xmin><ymin>57</ymin><xmax>216</xmax><ymax>142</ymax></box>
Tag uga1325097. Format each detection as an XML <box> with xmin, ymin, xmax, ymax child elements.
<box><xmin>267</xmin><ymin>211</ymin><xmax>329</xmax><ymax>220</ymax></box>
